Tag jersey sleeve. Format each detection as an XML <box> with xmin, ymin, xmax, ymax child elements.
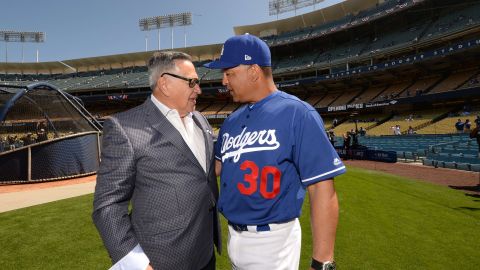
<box><xmin>293</xmin><ymin>109</ymin><xmax>346</xmax><ymax>186</ymax></box>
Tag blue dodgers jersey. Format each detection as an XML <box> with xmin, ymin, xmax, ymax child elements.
<box><xmin>215</xmin><ymin>91</ymin><xmax>346</xmax><ymax>225</ymax></box>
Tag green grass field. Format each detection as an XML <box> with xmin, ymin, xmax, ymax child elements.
<box><xmin>0</xmin><ymin>166</ymin><xmax>478</xmax><ymax>269</ymax></box>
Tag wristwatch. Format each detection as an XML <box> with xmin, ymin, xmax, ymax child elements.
<box><xmin>311</xmin><ymin>258</ymin><xmax>336</xmax><ymax>270</ymax></box>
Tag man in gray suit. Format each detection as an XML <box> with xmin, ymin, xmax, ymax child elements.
<box><xmin>93</xmin><ymin>51</ymin><xmax>221</xmax><ymax>270</ymax></box>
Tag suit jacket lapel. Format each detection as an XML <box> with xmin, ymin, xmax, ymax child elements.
<box><xmin>193</xmin><ymin>112</ymin><xmax>213</xmax><ymax>173</ymax></box>
<box><xmin>144</xmin><ymin>100</ymin><xmax>204</xmax><ymax>172</ymax></box>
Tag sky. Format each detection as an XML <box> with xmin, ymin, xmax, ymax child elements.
<box><xmin>1</xmin><ymin>0</ymin><xmax>345</xmax><ymax>63</ymax></box>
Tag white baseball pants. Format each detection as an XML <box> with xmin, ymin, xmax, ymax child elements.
<box><xmin>227</xmin><ymin>218</ymin><xmax>301</xmax><ymax>270</ymax></box>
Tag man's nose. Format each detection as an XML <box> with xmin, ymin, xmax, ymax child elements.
<box><xmin>194</xmin><ymin>84</ymin><xmax>202</xmax><ymax>94</ymax></box>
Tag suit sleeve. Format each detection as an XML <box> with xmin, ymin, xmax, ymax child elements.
<box><xmin>92</xmin><ymin>116</ymin><xmax>139</xmax><ymax>264</ymax></box>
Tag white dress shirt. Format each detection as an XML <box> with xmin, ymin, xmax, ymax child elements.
<box><xmin>110</xmin><ymin>95</ymin><xmax>207</xmax><ymax>270</ymax></box>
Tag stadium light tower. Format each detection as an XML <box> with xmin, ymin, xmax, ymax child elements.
<box><xmin>139</xmin><ymin>12</ymin><xmax>192</xmax><ymax>50</ymax></box>
<box><xmin>0</xmin><ymin>30</ymin><xmax>45</xmax><ymax>63</ymax></box>
<box><xmin>269</xmin><ymin>0</ymin><xmax>325</xmax><ymax>18</ymax></box>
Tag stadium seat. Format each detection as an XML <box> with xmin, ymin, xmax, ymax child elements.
<box><xmin>470</xmin><ymin>164</ymin><xmax>480</xmax><ymax>172</ymax></box>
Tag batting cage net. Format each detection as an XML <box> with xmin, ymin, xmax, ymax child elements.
<box><xmin>0</xmin><ymin>83</ymin><xmax>102</xmax><ymax>184</ymax></box>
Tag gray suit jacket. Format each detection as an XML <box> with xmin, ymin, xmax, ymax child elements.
<box><xmin>92</xmin><ymin>99</ymin><xmax>221</xmax><ymax>269</ymax></box>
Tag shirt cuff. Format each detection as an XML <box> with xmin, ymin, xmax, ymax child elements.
<box><xmin>109</xmin><ymin>244</ymin><xmax>150</xmax><ymax>270</ymax></box>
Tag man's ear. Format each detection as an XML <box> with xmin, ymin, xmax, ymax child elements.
<box><xmin>158</xmin><ymin>76</ymin><xmax>170</xmax><ymax>97</ymax></box>
<box><xmin>249</xmin><ymin>64</ymin><xmax>260</xmax><ymax>82</ymax></box>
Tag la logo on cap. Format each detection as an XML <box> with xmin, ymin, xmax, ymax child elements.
<box><xmin>245</xmin><ymin>55</ymin><xmax>252</xmax><ymax>61</ymax></box>
<box><xmin>220</xmin><ymin>45</ymin><xmax>224</xmax><ymax>56</ymax></box>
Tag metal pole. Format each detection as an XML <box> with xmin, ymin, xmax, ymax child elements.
<box><xmin>5</xmin><ymin>42</ymin><xmax>7</xmax><ymax>63</ymax></box>
<box><xmin>36</xmin><ymin>49</ymin><xmax>39</xmax><ymax>63</ymax></box>
<box><xmin>158</xmin><ymin>28</ymin><xmax>161</xmax><ymax>50</ymax></box>
<box><xmin>171</xmin><ymin>27</ymin><xmax>174</xmax><ymax>49</ymax></box>
<box><xmin>145</xmin><ymin>35</ymin><xmax>148</xmax><ymax>52</ymax></box>
<box><xmin>22</xmin><ymin>43</ymin><xmax>24</xmax><ymax>63</ymax></box>
<box><xmin>27</xmin><ymin>146</ymin><xmax>32</xmax><ymax>181</ymax></box>
<box><xmin>184</xmin><ymin>25</ymin><xmax>187</xmax><ymax>48</ymax></box>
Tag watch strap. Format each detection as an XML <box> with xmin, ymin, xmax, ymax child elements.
<box><xmin>311</xmin><ymin>258</ymin><xmax>336</xmax><ymax>270</ymax></box>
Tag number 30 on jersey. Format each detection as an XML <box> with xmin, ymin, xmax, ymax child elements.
<box><xmin>237</xmin><ymin>160</ymin><xmax>281</xmax><ymax>199</ymax></box>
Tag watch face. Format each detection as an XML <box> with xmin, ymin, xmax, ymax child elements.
<box><xmin>324</xmin><ymin>262</ymin><xmax>336</xmax><ymax>270</ymax></box>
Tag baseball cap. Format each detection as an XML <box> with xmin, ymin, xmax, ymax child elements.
<box><xmin>204</xmin><ymin>34</ymin><xmax>271</xmax><ymax>69</ymax></box>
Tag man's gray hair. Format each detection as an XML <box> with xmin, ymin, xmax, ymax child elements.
<box><xmin>147</xmin><ymin>51</ymin><xmax>192</xmax><ymax>90</ymax></box>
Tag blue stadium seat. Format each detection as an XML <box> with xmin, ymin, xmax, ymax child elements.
<box><xmin>470</xmin><ymin>164</ymin><xmax>480</xmax><ymax>172</ymax></box>
<box><xmin>456</xmin><ymin>163</ymin><xmax>471</xmax><ymax>171</ymax></box>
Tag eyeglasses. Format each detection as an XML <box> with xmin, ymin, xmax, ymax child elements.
<box><xmin>161</xmin><ymin>72</ymin><xmax>200</xmax><ymax>88</ymax></box>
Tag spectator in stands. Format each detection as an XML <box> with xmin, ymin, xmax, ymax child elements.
<box><xmin>454</xmin><ymin>119</ymin><xmax>464</xmax><ymax>133</ymax></box>
<box><xmin>0</xmin><ymin>136</ymin><xmax>5</xmax><ymax>152</ymax></box>
<box><xmin>36</xmin><ymin>128</ymin><xmax>48</xmax><ymax>142</ymax></box>
<box><xmin>7</xmin><ymin>135</ymin><xmax>17</xmax><ymax>150</ymax></box>
<box><xmin>343</xmin><ymin>132</ymin><xmax>351</xmax><ymax>150</ymax></box>
<box><xmin>474</xmin><ymin>115</ymin><xmax>480</xmax><ymax>128</ymax></box>
<box><xmin>14</xmin><ymin>138</ymin><xmax>24</xmax><ymax>149</ymax></box>
<box><xmin>350</xmin><ymin>129</ymin><xmax>359</xmax><ymax>148</ymax></box>
<box><xmin>22</xmin><ymin>133</ymin><xmax>35</xmax><ymax>146</ymax></box>
<box><xmin>333</xmin><ymin>118</ymin><xmax>338</xmax><ymax>127</ymax></box>
<box><xmin>407</xmin><ymin>126</ymin><xmax>415</xmax><ymax>135</ymax></box>
<box><xmin>36</xmin><ymin>120</ymin><xmax>48</xmax><ymax>133</ymax></box>
<box><xmin>359</xmin><ymin>127</ymin><xmax>367</xmax><ymax>136</ymax></box>
<box><xmin>464</xmin><ymin>119</ymin><xmax>471</xmax><ymax>132</ymax></box>
<box><xmin>343</xmin><ymin>131</ymin><xmax>352</xmax><ymax>160</ymax></box>
<box><xmin>391</xmin><ymin>125</ymin><xmax>401</xmax><ymax>135</ymax></box>
<box><xmin>327</xmin><ymin>129</ymin><xmax>336</xmax><ymax>146</ymax></box>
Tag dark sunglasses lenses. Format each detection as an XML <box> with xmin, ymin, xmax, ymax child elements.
<box><xmin>188</xmin><ymin>79</ymin><xmax>200</xmax><ymax>88</ymax></box>
<box><xmin>162</xmin><ymin>73</ymin><xmax>199</xmax><ymax>88</ymax></box>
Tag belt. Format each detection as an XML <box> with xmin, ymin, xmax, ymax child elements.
<box><xmin>228</xmin><ymin>218</ymin><xmax>296</xmax><ymax>232</ymax></box>
<box><xmin>228</xmin><ymin>221</ymin><xmax>270</xmax><ymax>232</ymax></box>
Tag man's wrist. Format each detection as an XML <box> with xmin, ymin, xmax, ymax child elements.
<box><xmin>311</xmin><ymin>258</ymin><xmax>336</xmax><ymax>270</ymax></box>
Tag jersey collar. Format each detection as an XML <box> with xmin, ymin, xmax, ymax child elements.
<box><xmin>247</xmin><ymin>90</ymin><xmax>280</xmax><ymax>111</ymax></box>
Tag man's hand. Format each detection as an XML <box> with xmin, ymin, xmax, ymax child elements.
<box><xmin>146</xmin><ymin>264</ymin><xmax>153</xmax><ymax>270</ymax></box>
<box><xmin>215</xmin><ymin>160</ymin><xmax>222</xmax><ymax>176</ymax></box>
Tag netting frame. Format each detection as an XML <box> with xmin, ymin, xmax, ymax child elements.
<box><xmin>0</xmin><ymin>82</ymin><xmax>102</xmax><ymax>184</ymax></box>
